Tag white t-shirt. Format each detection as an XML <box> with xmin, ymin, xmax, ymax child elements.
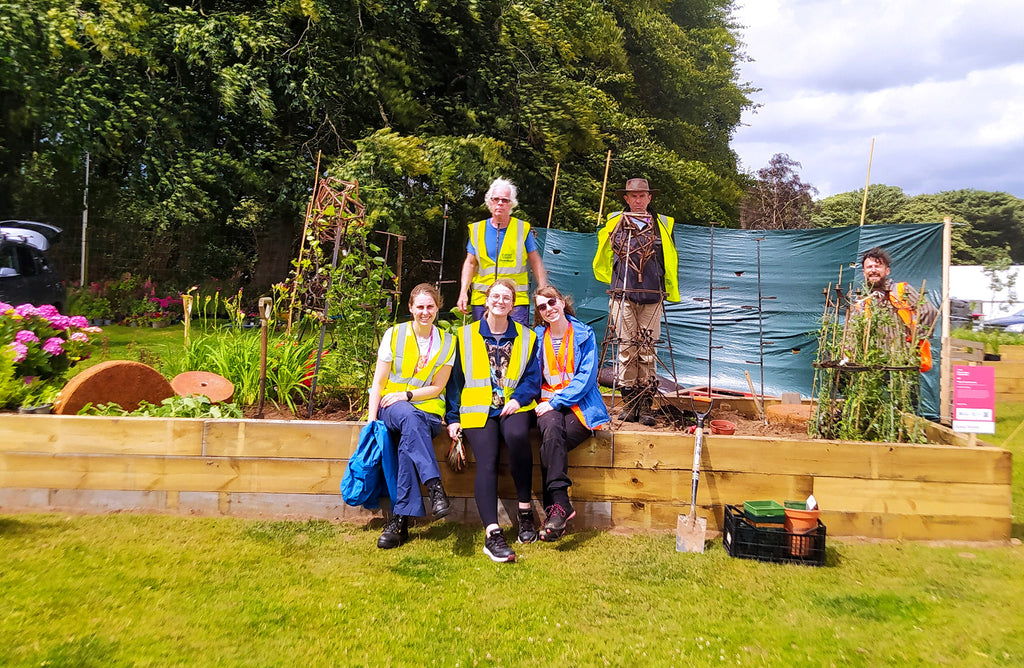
<box><xmin>378</xmin><ymin>324</ymin><xmax>440</xmax><ymax>372</ymax></box>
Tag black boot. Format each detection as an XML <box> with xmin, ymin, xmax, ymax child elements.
<box><xmin>637</xmin><ymin>379</ymin><xmax>658</xmax><ymax>427</ymax></box>
<box><xmin>377</xmin><ymin>514</ymin><xmax>408</xmax><ymax>549</ymax></box>
<box><xmin>619</xmin><ymin>386</ymin><xmax>639</xmax><ymax>422</ymax></box>
<box><xmin>426</xmin><ymin>478</ymin><xmax>451</xmax><ymax>519</ymax></box>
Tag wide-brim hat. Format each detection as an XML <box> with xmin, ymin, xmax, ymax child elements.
<box><xmin>615</xmin><ymin>178</ymin><xmax>659</xmax><ymax>196</ymax></box>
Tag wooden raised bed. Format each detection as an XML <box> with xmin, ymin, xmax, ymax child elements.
<box><xmin>0</xmin><ymin>414</ymin><xmax>1011</xmax><ymax>542</ymax></box>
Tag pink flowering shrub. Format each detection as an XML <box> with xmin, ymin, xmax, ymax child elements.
<box><xmin>0</xmin><ymin>302</ymin><xmax>100</xmax><ymax>382</ymax></box>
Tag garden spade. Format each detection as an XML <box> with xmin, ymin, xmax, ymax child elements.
<box><xmin>677</xmin><ymin>407</ymin><xmax>709</xmax><ymax>552</ymax></box>
<box><xmin>677</xmin><ymin>223</ymin><xmax>717</xmax><ymax>554</ymax></box>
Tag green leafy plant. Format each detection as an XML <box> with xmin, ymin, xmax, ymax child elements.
<box><xmin>811</xmin><ymin>286</ymin><xmax>926</xmax><ymax>443</ymax></box>
<box><xmin>79</xmin><ymin>395</ymin><xmax>242</xmax><ymax>419</ymax></box>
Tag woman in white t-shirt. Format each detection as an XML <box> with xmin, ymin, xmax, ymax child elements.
<box><xmin>367</xmin><ymin>283</ymin><xmax>456</xmax><ymax>549</ymax></box>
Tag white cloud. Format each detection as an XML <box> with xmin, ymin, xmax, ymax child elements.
<box><xmin>730</xmin><ymin>0</ymin><xmax>1024</xmax><ymax>197</ymax></box>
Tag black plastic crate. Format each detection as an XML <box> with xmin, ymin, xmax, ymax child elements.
<box><xmin>722</xmin><ymin>504</ymin><xmax>826</xmax><ymax>566</ymax></box>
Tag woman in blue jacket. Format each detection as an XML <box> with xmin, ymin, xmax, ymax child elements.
<box><xmin>532</xmin><ymin>285</ymin><xmax>610</xmax><ymax>540</ymax></box>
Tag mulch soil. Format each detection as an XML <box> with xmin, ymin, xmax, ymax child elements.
<box><xmin>244</xmin><ymin>398</ymin><xmax>810</xmax><ymax>439</ymax></box>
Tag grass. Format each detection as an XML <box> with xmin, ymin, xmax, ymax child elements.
<box><xmin>2</xmin><ymin>515</ymin><xmax>1023</xmax><ymax>666</ymax></box>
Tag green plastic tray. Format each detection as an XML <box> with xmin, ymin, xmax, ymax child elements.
<box><xmin>743</xmin><ymin>500</ymin><xmax>785</xmax><ymax>523</ymax></box>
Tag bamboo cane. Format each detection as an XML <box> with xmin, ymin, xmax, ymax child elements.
<box><xmin>287</xmin><ymin>151</ymin><xmax>322</xmax><ymax>335</ymax></box>
<box><xmin>859</xmin><ymin>138</ymin><xmax>874</xmax><ymax>226</ymax></box>
<box><xmin>546</xmin><ymin>162</ymin><xmax>560</xmax><ymax>229</ymax></box>
<box><xmin>596</xmin><ymin>150</ymin><xmax>612</xmax><ymax>228</ymax></box>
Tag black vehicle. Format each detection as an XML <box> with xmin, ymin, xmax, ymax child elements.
<box><xmin>0</xmin><ymin>220</ymin><xmax>66</xmax><ymax>312</ymax></box>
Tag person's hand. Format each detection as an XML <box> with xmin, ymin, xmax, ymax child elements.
<box><xmin>534</xmin><ymin>401</ymin><xmax>553</xmax><ymax>416</ymax></box>
<box><xmin>499</xmin><ymin>398</ymin><xmax>521</xmax><ymax>417</ymax></box>
<box><xmin>447</xmin><ymin>422</ymin><xmax>462</xmax><ymax>440</ymax></box>
<box><xmin>456</xmin><ymin>292</ymin><xmax>470</xmax><ymax>315</ymax></box>
<box><xmin>379</xmin><ymin>391</ymin><xmax>407</xmax><ymax>408</ymax></box>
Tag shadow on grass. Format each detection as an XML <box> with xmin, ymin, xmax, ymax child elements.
<box><xmin>553</xmin><ymin>527</ymin><xmax>603</xmax><ymax>552</ymax></box>
<box><xmin>416</xmin><ymin>521</ymin><xmax>477</xmax><ymax>557</ymax></box>
<box><xmin>1012</xmin><ymin>522</ymin><xmax>1023</xmax><ymax>541</ymax></box>
<box><xmin>0</xmin><ymin>517</ymin><xmax>38</xmax><ymax>536</ymax></box>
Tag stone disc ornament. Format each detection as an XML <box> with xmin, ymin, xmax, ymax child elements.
<box><xmin>171</xmin><ymin>371</ymin><xmax>234</xmax><ymax>404</ymax></box>
<box><xmin>54</xmin><ymin>360</ymin><xmax>175</xmax><ymax>415</ymax></box>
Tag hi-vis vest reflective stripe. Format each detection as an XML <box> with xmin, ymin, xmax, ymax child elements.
<box><xmin>457</xmin><ymin>320</ymin><xmax>537</xmax><ymax>428</ymax></box>
<box><xmin>382</xmin><ymin>323</ymin><xmax>455</xmax><ymax>416</ymax></box>
<box><xmin>469</xmin><ymin>218</ymin><xmax>530</xmax><ymax>306</ymax></box>
<box><xmin>540</xmin><ymin>326</ymin><xmax>592</xmax><ymax>429</ymax></box>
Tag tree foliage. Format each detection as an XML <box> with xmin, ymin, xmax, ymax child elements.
<box><xmin>0</xmin><ymin>0</ymin><xmax>753</xmax><ymax>295</ymax></box>
<box><xmin>814</xmin><ymin>185</ymin><xmax>1024</xmax><ymax>266</ymax></box>
<box><xmin>739</xmin><ymin>153</ymin><xmax>818</xmax><ymax>229</ymax></box>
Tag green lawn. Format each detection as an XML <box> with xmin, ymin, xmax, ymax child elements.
<box><xmin>4</xmin><ymin>327</ymin><xmax>1021</xmax><ymax>665</ymax></box>
<box><xmin>2</xmin><ymin>515</ymin><xmax>1022</xmax><ymax>666</ymax></box>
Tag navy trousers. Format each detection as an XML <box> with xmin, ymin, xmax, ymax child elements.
<box><xmin>379</xmin><ymin>401</ymin><xmax>442</xmax><ymax>516</ymax></box>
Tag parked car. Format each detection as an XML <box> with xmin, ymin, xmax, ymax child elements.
<box><xmin>0</xmin><ymin>220</ymin><xmax>66</xmax><ymax>312</ymax></box>
<box><xmin>984</xmin><ymin>308</ymin><xmax>1024</xmax><ymax>333</ymax></box>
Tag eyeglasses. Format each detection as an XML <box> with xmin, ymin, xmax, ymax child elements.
<box><xmin>489</xmin><ymin>293</ymin><xmax>513</xmax><ymax>303</ymax></box>
<box><xmin>489</xmin><ymin>197</ymin><xmax>511</xmax><ymax>204</ymax></box>
<box><xmin>536</xmin><ymin>298</ymin><xmax>558</xmax><ymax>311</ymax></box>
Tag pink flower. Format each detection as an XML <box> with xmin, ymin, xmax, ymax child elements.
<box><xmin>15</xmin><ymin>329</ymin><xmax>39</xmax><ymax>344</ymax></box>
<box><xmin>0</xmin><ymin>301</ymin><xmax>12</xmax><ymax>312</ymax></box>
<box><xmin>42</xmin><ymin>337</ymin><xmax>64</xmax><ymax>356</ymax></box>
<box><xmin>83</xmin><ymin>326</ymin><xmax>102</xmax><ymax>333</ymax></box>
<box><xmin>70</xmin><ymin>332</ymin><xmax>89</xmax><ymax>343</ymax></box>
<box><xmin>14</xmin><ymin>304</ymin><xmax>37</xmax><ymax>317</ymax></box>
<box><xmin>36</xmin><ymin>304</ymin><xmax>59</xmax><ymax>318</ymax></box>
<box><xmin>47</xmin><ymin>314</ymin><xmax>71</xmax><ymax>330</ymax></box>
<box><xmin>69</xmin><ymin>316</ymin><xmax>89</xmax><ymax>328</ymax></box>
<box><xmin>9</xmin><ymin>341</ymin><xmax>28</xmax><ymax>363</ymax></box>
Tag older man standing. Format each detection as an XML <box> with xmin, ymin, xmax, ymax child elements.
<box><xmin>593</xmin><ymin>178</ymin><xmax>680</xmax><ymax>425</ymax></box>
<box><xmin>457</xmin><ymin>177</ymin><xmax>547</xmax><ymax>326</ymax></box>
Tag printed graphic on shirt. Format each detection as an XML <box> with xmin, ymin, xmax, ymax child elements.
<box><xmin>486</xmin><ymin>338</ymin><xmax>514</xmax><ymax>409</ymax></box>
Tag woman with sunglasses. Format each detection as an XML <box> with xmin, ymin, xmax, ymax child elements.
<box><xmin>367</xmin><ymin>283</ymin><xmax>456</xmax><ymax>549</ymax></box>
<box><xmin>532</xmin><ymin>286</ymin><xmax>610</xmax><ymax>540</ymax></box>
<box><xmin>446</xmin><ymin>279</ymin><xmax>541</xmax><ymax>563</ymax></box>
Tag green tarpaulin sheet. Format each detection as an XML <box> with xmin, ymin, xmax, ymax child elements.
<box><xmin>534</xmin><ymin>223</ymin><xmax>944</xmax><ymax>418</ymax></box>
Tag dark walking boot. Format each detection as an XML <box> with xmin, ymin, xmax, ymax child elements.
<box><xmin>426</xmin><ymin>479</ymin><xmax>451</xmax><ymax>519</ymax></box>
<box><xmin>637</xmin><ymin>378</ymin><xmax>658</xmax><ymax>427</ymax></box>
<box><xmin>377</xmin><ymin>514</ymin><xmax>408</xmax><ymax>549</ymax></box>
<box><xmin>619</xmin><ymin>387</ymin><xmax>639</xmax><ymax>422</ymax></box>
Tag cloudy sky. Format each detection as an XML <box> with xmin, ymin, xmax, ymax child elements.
<box><xmin>729</xmin><ymin>0</ymin><xmax>1024</xmax><ymax>199</ymax></box>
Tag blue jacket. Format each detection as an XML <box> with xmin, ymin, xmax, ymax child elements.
<box><xmin>534</xmin><ymin>314</ymin><xmax>610</xmax><ymax>429</ymax></box>
<box><xmin>340</xmin><ymin>420</ymin><xmax>398</xmax><ymax>510</ymax></box>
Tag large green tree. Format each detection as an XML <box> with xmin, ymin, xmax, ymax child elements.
<box><xmin>1</xmin><ymin>0</ymin><xmax>752</xmax><ymax>293</ymax></box>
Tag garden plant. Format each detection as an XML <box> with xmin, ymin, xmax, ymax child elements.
<box><xmin>0</xmin><ymin>302</ymin><xmax>101</xmax><ymax>409</ymax></box>
<box><xmin>811</xmin><ymin>287</ymin><xmax>928</xmax><ymax>443</ymax></box>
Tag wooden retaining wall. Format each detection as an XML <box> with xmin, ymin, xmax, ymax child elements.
<box><xmin>0</xmin><ymin>415</ymin><xmax>1012</xmax><ymax>542</ymax></box>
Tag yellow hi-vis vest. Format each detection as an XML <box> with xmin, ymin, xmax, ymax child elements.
<box><xmin>456</xmin><ymin>320</ymin><xmax>537</xmax><ymax>428</ymax></box>
<box><xmin>592</xmin><ymin>212</ymin><xmax>680</xmax><ymax>302</ymax></box>
<box><xmin>381</xmin><ymin>323</ymin><xmax>456</xmax><ymax>417</ymax></box>
<box><xmin>469</xmin><ymin>217</ymin><xmax>531</xmax><ymax>306</ymax></box>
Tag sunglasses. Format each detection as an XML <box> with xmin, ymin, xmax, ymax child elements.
<box><xmin>536</xmin><ymin>298</ymin><xmax>558</xmax><ymax>312</ymax></box>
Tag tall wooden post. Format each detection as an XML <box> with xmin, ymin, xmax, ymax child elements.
<box><xmin>940</xmin><ymin>215</ymin><xmax>952</xmax><ymax>424</ymax></box>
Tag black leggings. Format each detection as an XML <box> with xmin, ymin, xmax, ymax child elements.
<box><xmin>463</xmin><ymin>412</ymin><xmax>533</xmax><ymax>527</ymax></box>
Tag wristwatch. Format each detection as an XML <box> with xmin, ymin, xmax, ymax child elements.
<box><xmin>406</xmin><ymin>391</ymin><xmax>413</xmax><ymax>401</ymax></box>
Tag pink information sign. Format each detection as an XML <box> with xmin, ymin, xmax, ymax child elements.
<box><xmin>952</xmin><ymin>365</ymin><xmax>996</xmax><ymax>434</ymax></box>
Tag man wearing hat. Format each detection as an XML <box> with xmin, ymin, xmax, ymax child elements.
<box><xmin>592</xmin><ymin>178</ymin><xmax>680</xmax><ymax>425</ymax></box>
